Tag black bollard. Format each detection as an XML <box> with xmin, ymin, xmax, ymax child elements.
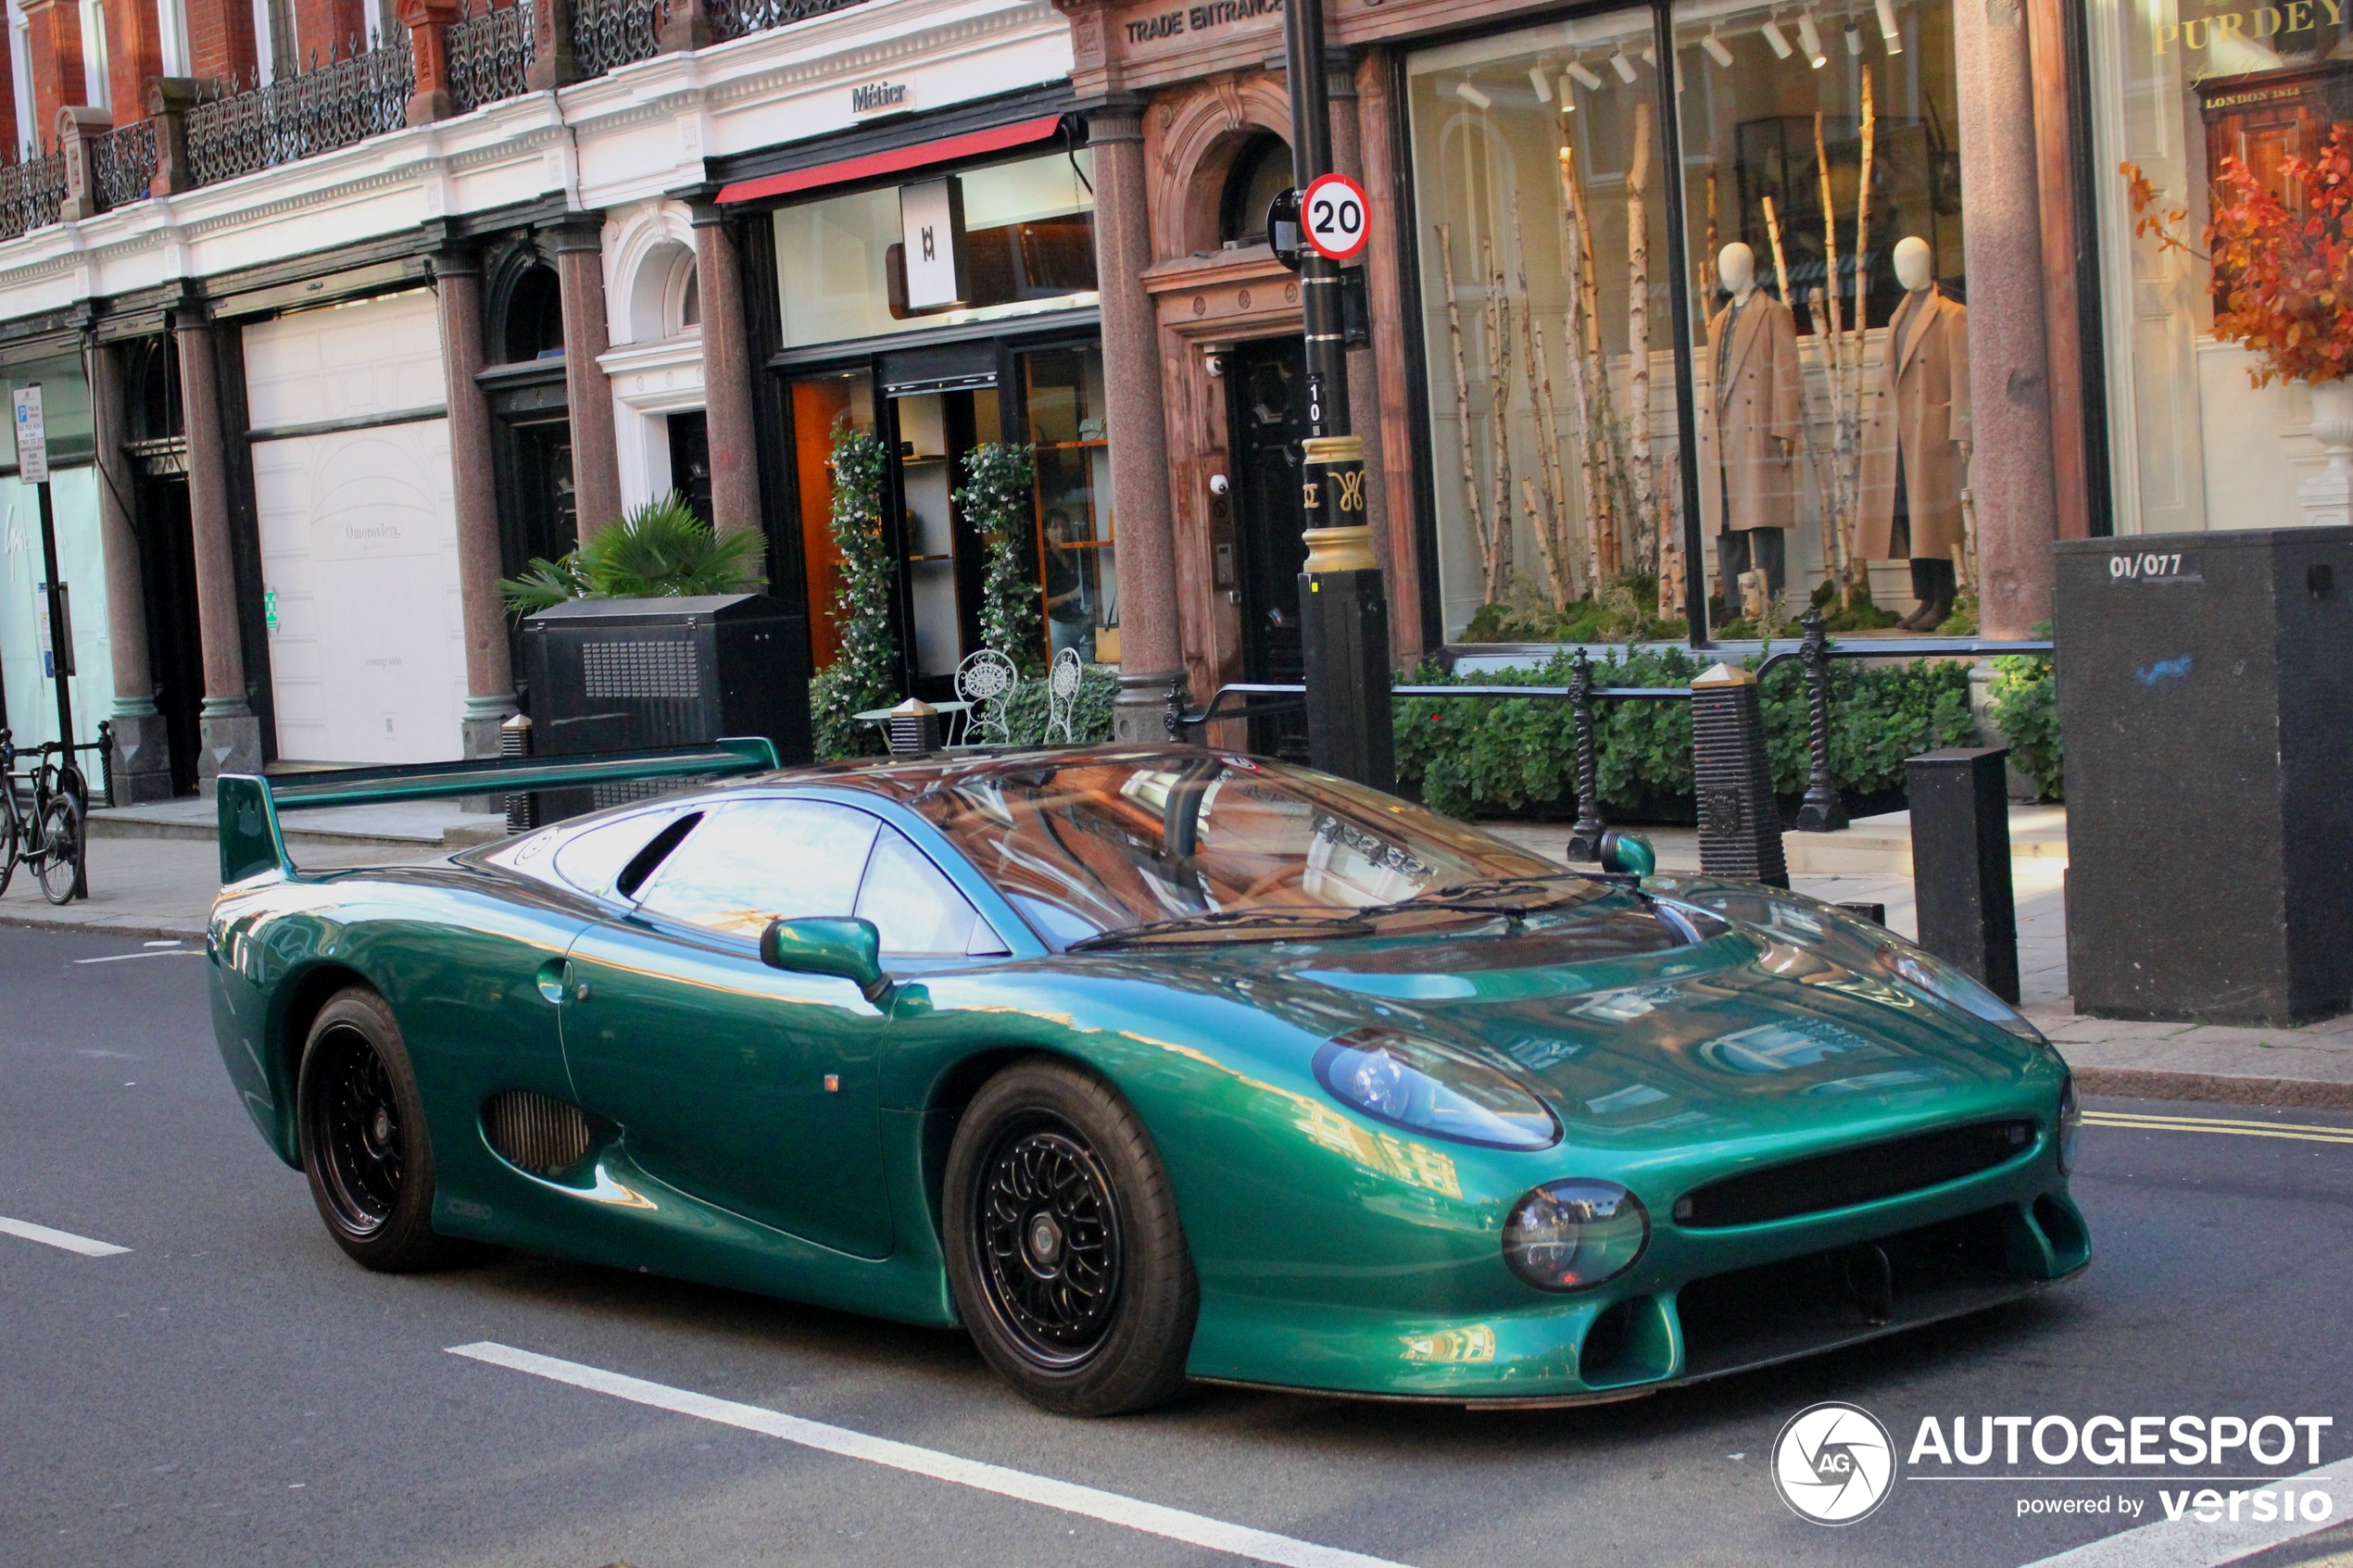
<box><xmin>1905</xmin><ymin>746</ymin><xmax>2020</xmax><ymax>1003</ymax></box>
<box><xmin>1566</xmin><ymin>647</ymin><xmax>1607</xmax><ymax>863</ymax></box>
<box><xmin>1793</xmin><ymin>610</ymin><xmax>1847</xmax><ymax>833</ymax></box>
<box><xmin>1691</xmin><ymin>661</ymin><xmax>1788</xmax><ymax>887</ymax></box>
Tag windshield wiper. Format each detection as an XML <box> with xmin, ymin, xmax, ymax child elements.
<box><xmin>1065</xmin><ymin>909</ymin><xmax>1376</xmax><ymax>951</ymax></box>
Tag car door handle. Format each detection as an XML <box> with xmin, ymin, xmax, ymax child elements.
<box><xmin>535</xmin><ymin>958</ymin><xmax>571</xmax><ymax>1005</ymax></box>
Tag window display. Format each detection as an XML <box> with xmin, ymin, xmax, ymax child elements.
<box><xmin>2090</xmin><ymin>0</ymin><xmax>2352</xmax><ymax>534</ymax></box>
<box><xmin>1020</xmin><ymin>345</ymin><xmax>1117</xmax><ymax>663</ymax></box>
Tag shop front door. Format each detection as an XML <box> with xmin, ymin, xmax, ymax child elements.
<box><xmin>1226</xmin><ymin>336</ymin><xmax>1312</xmax><ymax>760</ymax></box>
<box><xmin>133</xmin><ymin>475</ymin><xmax>204</xmax><ymax>797</ymax></box>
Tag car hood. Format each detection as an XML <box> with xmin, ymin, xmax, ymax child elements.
<box><xmin>1158</xmin><ymin>889</ymin><xmax>2053</xmax><ymax>1151</ymax></box>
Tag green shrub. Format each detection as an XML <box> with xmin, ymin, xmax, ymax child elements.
<box><xmin>1990</xmin><ymin>639</ymin><xmax>2062</xmax><ymax>801</ymax></box>
<box><xmin>500</xmin><ymin>492</ymin><xmax>765</xmax><ymax>617</ymax></box>
<box><xmin>999</xmin><ymin>662</ymin><xmax>1118</xmax><ymax>745</ymax></box>
<box><xmin>955</xmin><ymin>442</ymin><xmax>1044</xmax><ymax>675</ymax></box>
<box><xmin>809</xmin><ymin>429</ymin><xmax>899</xmax><ymax>760</ymax></box>
<box><xmin>1396</xmin><ymin>646</ymin><xmax>1980</xmax><ymax>821</ymax></box>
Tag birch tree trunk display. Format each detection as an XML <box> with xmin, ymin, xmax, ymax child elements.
<box><xmin>1814</xmin><ymin>109</ymin><xmax>1858</xmax><ymax>595</ymax></box>
<box><xmin>1435</xmin><ymin>223</ymin><xmax>1500</xmax><ymax>599</ymax></box>
<box><xmin>1626</xmin><ymin>102</ymin><xmax>1657</xmax><ymax>583</ymax></box>
<box><xmin>1849</xmin><ymin>67</ymin><xmax>1877</xmax><ymax>576</ymax></box>
<box><xmin>1561</xmin><ymin>141</ymin><xmax>1622</xmax><ymax>578</ymax></box>
<box><xmin>1482</xmin><ymin>234</ymin><xmax>1516</xmax><ymax>597</ymax></box>
<box><xmin>1513</xmin><ymin>198</ymin><xmax>1573</xmax><ymax>607</ymax></box>
<box><xmin>1556</xmin><ymin>147</ymin><xmax>1604</xmax><ymax>597</ymax></box>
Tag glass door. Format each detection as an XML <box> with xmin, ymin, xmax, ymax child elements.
<box><xmin>1017</xmin><ymin>345</ymin><xmax>1116</xmax><ymax>665</ymax></box>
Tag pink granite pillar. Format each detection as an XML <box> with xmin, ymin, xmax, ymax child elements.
<box><xmin>90</xmin><ymin>341</ymin><xmax>172</xmax><ymax>801</ymax></box>
<box><xmin>554</xmin><ymin>220</ymin><xmax>625</xmax><ymax>538</ymax></box>
<box><xmin>430</xmin><ymin>245</ymin><xmax>517</xmax><ymax>760</ymax></box>
<box><xmin>174</xmin><ymin>309</ymin><xmax>263</xmax><ymax>783</ymax></box>
<box><xmin>1087</xmin><ymin>98</ymin><xmax>1182</xmax><ymax>737</ymax></box>
<box><xmin>691</xmin><ymin>204</ymin><xmax>762</xmax><ymax>537</ymax></box>
<box><xmin>1956</xmin><ymin>0</ymin><xmax>2058</xmax><ymax>638</ymax></box>
<box><xmin>1326</xmin><ymin>51</ymin><xmax>1392</xmax><ymax>604</ymax></box>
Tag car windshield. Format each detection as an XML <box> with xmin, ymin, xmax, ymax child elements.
<box><xmin>896</xmin><ymin>753</ymin><xmax>1570</xmax><ymax>948</ymax></box>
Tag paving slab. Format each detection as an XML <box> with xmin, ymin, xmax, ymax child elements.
<box><xmin>1785</xmin><ymin>802</ymin><xmax>2067</xmax><ymax>876</ymax></box>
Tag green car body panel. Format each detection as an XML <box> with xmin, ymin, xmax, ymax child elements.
<box><xmin>209</xmin><ymin>752</ymin><xmax>2087</xmax><ymax>1404</ymax></box>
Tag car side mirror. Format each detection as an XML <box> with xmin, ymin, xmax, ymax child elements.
<box><xmin>1598</xmin><ymin>829</ymin><xmax>1656</xmax><ymax>879</ymax></box>
<box><xmin>760</xmin><ymin>917</ymin><xmax>889</xmax><ymax>1002</ymax></box>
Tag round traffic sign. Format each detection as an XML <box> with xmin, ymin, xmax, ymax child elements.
<box><xmin>1300</xmin><ymin>173</ymin><xmax>1369</xmax><ymax>262</ymax></box>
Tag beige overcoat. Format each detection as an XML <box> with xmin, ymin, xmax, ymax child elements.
<box><xmin>1857</xmin><ymin>285</ymin><xmax>1972</xmax><ymax>561</ymax></box>
<box><xmin>1697</xmin><ymin>291</ymin><xmax>1804</xmax><ymax>536</ymax></box>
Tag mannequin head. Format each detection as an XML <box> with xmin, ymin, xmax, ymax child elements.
<box><xmin>1894</xmin><ymin>235</ymin><xmax>1934</xmax><ymax>292</ymax></box>
<box><xmin>1718</xmin><ymin>242</ymin><xmax>1756</xmax><ymax>297</ymax></box>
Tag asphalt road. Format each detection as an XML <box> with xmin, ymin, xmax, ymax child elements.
<box><xmin>4</xmin><ymin>922</ymin><xmax>2348</xmax><ymax>1568</ymax></box>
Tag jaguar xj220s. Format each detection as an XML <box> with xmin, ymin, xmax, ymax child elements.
<box><xmin>208</xmin><ymin>740</ymin><xmax>2087</xmax><ymax>1415</ymax></box>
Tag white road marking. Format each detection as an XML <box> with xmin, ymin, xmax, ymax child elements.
<box><xmin>0</xmin><ymin>1216</ymin><xmax>130</xmax><ymax>1256</ymax></box>
<box><xmin>142</xmin><ymin>940</ymin><xmax>181</xmax><ymax>948</ymax></box>
<box><xmin>449</xmin><ymin>1342</ymin><xmax>1416</xmax><ymax>1568</ymax></box>
<box><xmin>2014</xmin><ymin>1464</ymin><xmax>2345</xmax><ymax>1567</ymax></box>
<box><xmin>71</xmin><ymin>949</ymin><xmax>205</xmax><ymax>965</ymax></box>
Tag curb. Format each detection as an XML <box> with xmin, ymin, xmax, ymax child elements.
<box><xmin>0</xmin><ymin>913</ymin><xmax>205</xmax><ymax>942</ymax></box>
<box><xmin>2074</xmin><ymin>1065</ymin><xmax>2353</xmax><ymax>1113</ymax></box>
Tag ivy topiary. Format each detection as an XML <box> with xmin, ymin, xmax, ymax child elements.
<box><xmin>809</xmin><ymin>428</ymin><xmax>899</xmax><ymax>760</ymax></box>
<box><xmin>955</xmin><ymin>442</ymin><xmax>1044</xmax><ymax>676</ymax></box>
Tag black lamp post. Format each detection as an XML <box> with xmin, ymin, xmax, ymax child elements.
<box><xmin>1283</xmin><ymin>0</ymin><xmax>1393</xmax><ymax>791</ymax></box>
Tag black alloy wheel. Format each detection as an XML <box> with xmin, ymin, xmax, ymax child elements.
<box><xmin>296</xmin><ymin>988</ymin><xmax>472</xmax><ymax>1272</ymax></box>
<box><xmin>944</xmin><ymin>1059</ymin><xmax>1197</xmax><ymax>1416</ymax></box>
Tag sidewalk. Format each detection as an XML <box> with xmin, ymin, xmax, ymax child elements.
<box><xmin>8</xmin><ymin>797</ymin><xmax>2348</xmax><ymax>1110</ymax></box>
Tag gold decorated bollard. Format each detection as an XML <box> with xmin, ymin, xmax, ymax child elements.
<box><xmin>1690</xmin><ymin>660</ymin><xmax>1788</xmax><ymax>888</ymax></box>
<box><xmin>1297</xmin><ymin>433</ymin><xmax>1393</xmax><ymax>790</ymax></box>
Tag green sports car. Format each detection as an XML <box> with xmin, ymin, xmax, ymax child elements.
<box><xmin>208</xmin><ymin>741</ymin><xmax>2087</xmax><ymax>1416</ymax></box>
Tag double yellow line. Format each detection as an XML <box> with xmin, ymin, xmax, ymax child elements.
<box><xmin>2084</xmin><ymin>1110</ymin><xmax>2353</xmax><ymax>1147</ymax></box>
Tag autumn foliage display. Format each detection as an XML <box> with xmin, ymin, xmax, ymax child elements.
<box><xmin>2124</xmin><ymin>122</ymin><xmax>2353</xmax><ymax>388</ymax></box>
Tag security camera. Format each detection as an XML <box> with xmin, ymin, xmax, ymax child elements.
<box><xmin>1205</xmin><ymin>352</ymin><xmax>1226</xmax><ymax>378</ymax></box>
<box><xmin>1209</xmin><ymin>473</ymin><xmax>1230</xmax><ymax>496</ymax></box>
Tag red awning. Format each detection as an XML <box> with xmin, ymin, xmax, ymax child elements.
<box><xmin>716</xmin><ymin>113</ymin><xmax>1066</xmax><ymax>206</ymax></box>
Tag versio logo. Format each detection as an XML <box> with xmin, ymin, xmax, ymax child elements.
<box><xmin>1775</xmin><ymin>1402</ymin><xmax>1897</xmax><ymax>1524</ymax></box>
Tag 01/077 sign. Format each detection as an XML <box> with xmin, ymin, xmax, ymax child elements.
<box><xmin>1301</xmin><ymin>173</ymin><xmax>1369</xmax><ymax>262</ymax></box>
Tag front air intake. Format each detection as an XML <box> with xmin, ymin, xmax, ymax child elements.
<box><xmin>483</xmin><ymin>1090</ymin><xmax>595</xmax><ymax>1176</ymax></box>
<box><xmin>1673</xmin><ymin>1120</ymin><xmax>2037</xmax><ymax>1228</ymax></box>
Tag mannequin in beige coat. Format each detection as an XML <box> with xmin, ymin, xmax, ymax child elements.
<box><xmin>1698</xmin><ymin>243</ymin><xmax>1804</xmax><ymax>605</ymax></box>
<box><xmin>1857</xmin><ymin>236</ymin><xmax>1972</xmax><ymax>630</ymax></box>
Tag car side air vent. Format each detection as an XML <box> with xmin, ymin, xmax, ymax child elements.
<box><xmin>483</xmin><ymin>1089</ymin><xmax>595</xmax><ymax>1176</ymax></box>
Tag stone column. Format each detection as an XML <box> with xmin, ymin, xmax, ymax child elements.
<box><xmin>1085</xmin><ymin>97</ymin><xmax>1182</xmax><ymax>739</ymax></box>
<box><xmin>1325</xmin><ymin>52</ymin><xmax>1391</xmax><ymax>596</ymax></box>
<box><xmin>90</xmin><ymin>342</ymin><xmax>171</xmax><ymax>802</ymax></box>
<box><xmin>56</xmin><ymin>106</ymin><xmax>109</xmax><ymax>221</ymax></box>
<box><xmin>431</xmin><ymin>246</ymin><xmax>517</xmax><ymax>760</ymax></box>
<box><xmin>690</xmin><ymin>203</ymin><xmax>761</xmax><ymax>536</ymax></box>
<box><xmin>1956</xmin><ymin>0</ymin><xmax>2058</xmax><ymax>638</ymax></box>
<box><xmin>553</xmin><ymin>220</ymin><xmax>624</xmax><ymax>537</ymax></box>
<box><xmin>174</xmin><ymin>309</ymin><xmax>262</xmax><ymax>783</ymax></box>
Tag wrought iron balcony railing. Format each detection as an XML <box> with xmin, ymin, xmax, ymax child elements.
<box><xmin>447</xmin><ymin>0</ymin><xmax>537</xmax><ymax>113</ymax></box>
<box><xmin>708</xmin><ymin>0</ymin><xmax>868</xmax><ymax>44</ymax></box>
<box><xmin>184</xmin><ymin>35</ymin><xmax>414</xmax><ymax>188</ymax></box>
<box><xmin>91</xmin><ymin>118</ymin><xmax>159</xmax><ymax>212</ymax></box>
<box><xmin>0</xmin><ymin>150</ymin><xmax>66</xmax><ymax>242</ymax></box>
<box><xmin>572</xmin><ymin>0</ymin><xmax>668</xmax><ymax>77</ymax></box>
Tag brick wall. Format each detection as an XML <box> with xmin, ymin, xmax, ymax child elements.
<box><xmin>290</xmin><ymin>0</ymin><xmax>364</xmax><ymax>63</ymax></box>
<box><xmin>19</xmin><ymin>0</ymin><xmax>85</xmax><ymax>144</ymax></box>
<box><xmin>103</xmin><ymin>0</ymin><xmax>164</xmax><ymax>120</ymax></box>
<box><xmin>183</xmin><ymin>0</ymin><xmax>258</xmax><ymax>81</ymax></box>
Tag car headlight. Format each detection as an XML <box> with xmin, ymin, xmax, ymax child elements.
<box><xmin>1504</xmin><ymin>1179</ymin><xmax>1649</xmax><ymax>1291</ymax></box>
<box><xmin>1877</xmin><ymin>943</ymin><xmax>2045</xmax><ymax>1042</ymax></box>
<box><xmin>2057</xmin><ymin>1075</ymin><xmax>2082</xmax><ymax>1174</ymax></box>
<box><xmin>1314</xmin><ymin>1028</ymin><xmax>1560</xmax><ymax>1150</ymax></box>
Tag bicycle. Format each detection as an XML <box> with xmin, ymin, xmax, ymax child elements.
<box><xmin>0</xmin><ymin>730</ymin><xmax>87</xmax><ymax>906</ymax></box>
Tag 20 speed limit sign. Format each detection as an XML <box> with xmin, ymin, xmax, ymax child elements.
<box><xmin>1301</xmin><ymin>173</ymin><xmax>1369</xmax><ymax>262</ymax></box>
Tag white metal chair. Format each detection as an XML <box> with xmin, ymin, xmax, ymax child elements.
<box><xmin>954</xmin><ymin>648</ymin><xmax>1019</xmax><ymax>746</ymax></box>
<box><xmin>1045</xmin><ymin>646</ymin><xmax>1084</xmax><ymax>745</ymax></box>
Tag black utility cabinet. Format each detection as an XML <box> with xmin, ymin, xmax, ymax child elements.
<box><xmin>2055</xmin><ymin>526</ymin><xmax>2353</xmax><ymax>1026</ymax></box>
<box><xmin>524</xmin><ymin>594</ymin><xmax>809</xmax><ymax>819</ymax></box>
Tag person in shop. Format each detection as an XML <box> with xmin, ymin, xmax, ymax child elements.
<box><xmin>1044</xmin><ymin>508</ymin><xmax>1093</xmax><ymax>659</ymax></box>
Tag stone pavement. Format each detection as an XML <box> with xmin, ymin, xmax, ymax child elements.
<box><xmin>6</xmin><ymin>796</ymin><xmax>2348</xmax><ymax>1110</ymax></box>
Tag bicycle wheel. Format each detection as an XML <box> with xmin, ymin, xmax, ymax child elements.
<box><xmin>33</xmin><ymin>790</ymin><xmax>82</xmax><ymax>905</ymax></box>
<box><xmin>0</xmin><ymin>790</ymin><xmax>19</xmax><ymax>899</ymax></box>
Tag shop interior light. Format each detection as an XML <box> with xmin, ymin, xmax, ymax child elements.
<box><xmin>1529</xmin><ymin>64</ymin><xmax>1553</xmax><ymax>101</ymax></box>
<box><xmin>1761</xmin><ymin>18</ymin><xmax>1794</xmax><ymax>57</ymax></box>
<box><xmin>1844</xmin><ymin>18</ymin><xmax>1863</xmax><ymax>53</ymax></box>
<box><xmin>1566</xmin><ymin>57</ymin><xmax>1605</xmax><ymax>90</ymax></box>
<box><xmin>1702</xmin><ymin>31</ymin><xmax>1735</xmax><ymax>67</ymax></box>
<box><xmin>1876</xmin><ymin>0</ymin><xmax>1904</xmax><ymax>50</ymax></box>
<box><xmin>1797</xmin><ymin>9</ymin><xmax>1827</xmax><ymax>66</ymax></box>
<box><xmin>1454</xmin><ymin>80</ymin><xmax>1493</xmax><ymax>109</ymax></box>
<box><xmin>1609</xmin><ymin>47</ymin><xmax>1637</xmax><ymax>82</ymax></box>
<box><xmin>1557</xmin><ymin>75</ymin><xmax>1578</xmax><ymax>109</ymax></box>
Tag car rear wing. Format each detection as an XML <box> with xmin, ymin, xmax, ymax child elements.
<box><xmin>214</xmin><ymin>736</ymin><xmax>782</xmax><ymax>885</ymax></box>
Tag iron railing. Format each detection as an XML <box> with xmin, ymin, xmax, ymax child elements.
<box><xmin>447</xmin><ymin>0</ymin><xmax>536</xmax><ymax>112</ymax></box>
<box><xmin>709</xmin><ymin>0</ymin><xmax>869</xmax><ymax>44</ymax></box>
<box><xmin>0</xmin><ymin>150</ymin><xmax>66</xmax><ymax>241</ymax></box>
<box><xmin>91</xmin><ymin>119</ymin><xmax>159</xmax><ymax>212</ymax></box>
<box><xmin>572</xmin><ymin>0</ymin><xmax>667</xmax><ymax>77</ymax></box>
<box><xmin>184</xmin><ymin>36</ymin><xmax>414</xmax><ymax>188</ymax></box>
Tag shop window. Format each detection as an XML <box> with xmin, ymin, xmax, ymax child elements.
<box><xmin>773</xmin><ymin>150</ymin><xmax>1098</xmax><ymax>350</ymax></box>
<box><xmin>501</xmin><ymin>264</ymin><xmax>565</xmax><ymax>364</ymax></box>
<box><xmin>1407</xmin><ymin>13</ymin><xmax>1689</xmax><ymax>641</ymax></box>
<box><xmin>124</xmin><ymin>337</ymin><xmax>183</xmax><ymax>444</ymax></box>
<box><xmin>3</xmin><ymin>354</ymin><xmax>94</xmax><ymax>468</ymax></box>
<box><xmin>2087</xmin><ymin>0</ymin><xmax>2352</xmax><ymax>535</ymax></box>
<box><xmin>1671</xmin><ymin>0</ymin><xmax>1969</xmax><ymax>629</ymax></box>
<box><xmin>1020</xmin><ymin>345</ymin><xmax>1115</xmax><ymax>664</ymax></box>
<box><xmin>1220</xmin><ymin>132</ymin><xmax>1293</xmax><ymax>247</ymax></box>
<box><xmin>789</xmin><ymin>370</ymin><xmax>876</xmax><ymax>671</ymax></box>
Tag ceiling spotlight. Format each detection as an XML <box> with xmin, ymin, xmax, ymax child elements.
<box><xmin>1454</xmin><ymin>81</ymin><xmax>1493</xmax><ymax>109</ymax></box>
<box><xmin>1557</xmin><ymin>75</ymin><xmax>1579</xmax><ymax>109</ymax></box>
<box><xmin>1844</xmin><ymin>19</ymin><xmax>1862</xmax><ymax>53</ymax></box>
<box><xmin>1762</xmin><ymin>19</ymin><xmax>1794</xmax><ymax>57</ymax></box>
<box><xmin>1876</xmin><ymin>0</ymin><xmax>1905</xmax><ymax>51</ymax></box>
<box><xmin>1609</xmin><ymin>47</ymin><xmax>1638</xmax><ymax>82</ymax></box>
<box><xmin>1529</xmin><ymin>64</ymin><xmax>1553</xmax><ymax>101</ymax></box>
<box><xmin>1566</xmin><ymin>58</ymin><xmax>1605</xmax><ymax>90</ymax></box>
<box><xmin>1797</xmin><ymin>10</ymin><xmax>1827</xmax><ymax>66</ymax></box>
<box><xmin>1702</xmin><ymin>31</ymin><xmax>1735</xmax><ymax>67</ymax></box>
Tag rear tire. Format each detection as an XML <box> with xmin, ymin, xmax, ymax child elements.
<box><xmin>296</xmin><ymin>987</ymin><xmax>470</xmax><ymax>1272</ymax></box>
<box><xmin>32</xmin><ymin>791</ymin><xmax>80</xmax><ymax>905</ymax></box>
<box><xmin>944</xmin><ymin>1059</ymin><xmax>1197</xmax><ymax>1416</ymax></box>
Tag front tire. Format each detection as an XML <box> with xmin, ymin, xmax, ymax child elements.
<box><xmin>944</xmin><ymin>1059</ymin><xmax>1197</xmax><ymax>1416</ymax></box>
<box><xmin>32</xmin><ymin>790</ymin><xmax>80</xmax><ymax>905</ymax></box>
<box><xmin>296</xmin><ymin>988</ymin><xmax>468</xmax><ymax>1272</ymax></box>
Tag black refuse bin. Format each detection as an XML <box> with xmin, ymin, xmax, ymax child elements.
<box><xmin>2054</xmin><ymin>526</ymin><xmax>2353</xmax><ymax>1026</ymax></box>
<box><xmin>523</xmin><ymin>594</ymin><xmax>810</xmax><ymax>820</ymax></box>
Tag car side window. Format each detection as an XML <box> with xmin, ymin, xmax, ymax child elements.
<box><xmin>634</xmin><ymin>800</ymin><xmax>879</xmax><ymax>940</ymax></box>
<box><xmin>857</xmin><ymin>825</ymin><xmax>1009</xmax><ymax>958</ymax></box>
